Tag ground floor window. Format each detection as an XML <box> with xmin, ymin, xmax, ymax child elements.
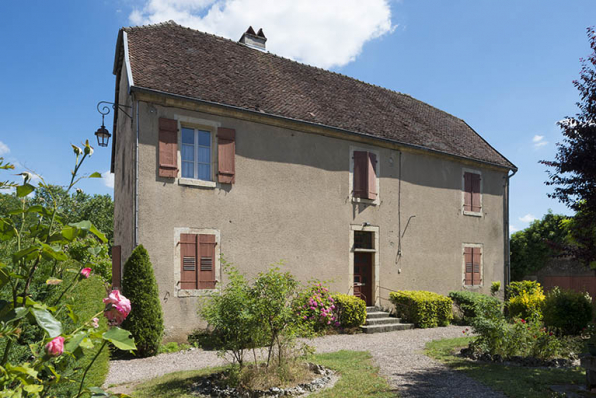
<box><xmin>174</xmin><ymin>228</ymin><xmax>220</xmax><ymax>296</ymax></box>
<box><xmin>463</xmin><ymin>245</ymin><xmax>482</xmax><ymax>287</ymax></box>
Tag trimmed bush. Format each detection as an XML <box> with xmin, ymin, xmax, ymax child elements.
<box><xmin>122</xmin><ymin>245</ymin><xmax>164</xmax><ymax>357</ymax></box>
<box><xmin>543</xmin><ymin>287</ymin><xmax>593</xmax><ymax>335</ymax></box>
<box><xmin>389</xmin><ymin>290</ymin><xmax>453</xmax><ymax>328</ymax></box>
<box><xmin>332</xmin><ymin>294</ymin><xmax>367</xmax><ymax>328</ymax></box>
<box><xmin>448</xmin><ymin>291</ymin><xmax>502</xmax><ymax>324</ymax></box>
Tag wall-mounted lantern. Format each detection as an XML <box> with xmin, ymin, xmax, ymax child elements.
<box><xmin>95</xmin><ymin>101</ymin><xmax>132</xmax><ymax>147</ymax></box>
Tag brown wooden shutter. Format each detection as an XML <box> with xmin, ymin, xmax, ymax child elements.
<box><xmin>463</xmin><ymin>172</ymin><xmax>472</xmax><ymax>211</ymax></box>
<box><xmin>367</xmin><ymin>152</ymin><xmax>378</xmax><ymax>200</ymax></box>
<box><xmin>217</xmin><ymin>128</ymin><xmax>236</xmax><ymax>184</ymax></box>
<box><xmin>353</xmin><ymin>151</ymin><xmax>368</xmax><ymax>199</ymax></box>
<box><xmin>180</xmin><ymin>234</ymin><xmax>197</xmax><ymax>290</ymax></box>
<box><xmin>472</xmin><ymin>247</ymin><xmax>482</xmax><ymax>285</ymax></box>
<box><xmin>198</xmin><ymin>234</ymin><xmax>217</xmax><ymax>289</ymax></box>
<box><xmin>471</xmin><ymin>173</ymin><xmax>481</xmax><ymax>212</ymax></box>
<box><xmin>158</xmin><ymin>117</ymin><xmax>178</xmax><ymax>178</ymax></box>
<box><xmin>111</xmin><ymin>245</ymin><xmax>121</xmax><ymax>289</ymax></box>
<box><xmin>464</xmin><ymin>246</ymin><xmax>473</xmax><ymax>285</ymax></box>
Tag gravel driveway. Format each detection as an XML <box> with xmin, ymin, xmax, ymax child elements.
<box><xmin>105</xmin><ymin>326</ymin><xmax>504</xmax><ymax>397</ymax></box>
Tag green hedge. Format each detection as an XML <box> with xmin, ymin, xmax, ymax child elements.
<box><xmin>543</xmin><ymin>287</ymin><xmax>593</xmax><ymax>335</ymax></box>
<box><xmin>332</xmin><ymin>294</ymin><xmax>367</xmax><ymax>328</ymax></box>
<box><xmin>448</xmin><ymin>291</ymin><xmax>502</xmax><ymax>324</ymax></box>
<box><xmin>390</xmin><ymin>290</ymin><xmax>453</xmax><ymax>328</ymax></box>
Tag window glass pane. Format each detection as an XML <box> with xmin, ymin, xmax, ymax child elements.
<box><xmin>354</xmin><ymin>231</ymin><xmax>373</xmax><ymax>249</ymax></box>
<box><xmin>198</xmin><ymin>164</ymin><xmax>211</xmax><ymax>181</ymax></box>
<box><xmin>181</xmin><ymin>144</ymin><xmax>194</xmax><ymax>161</ymax></box>
<box><xmin>198</xmin><ymin>130</ymin><xmax>211</xmax><ymax>147</ymax></box>
<box><xmin>181</xmin><ymin>162</ymin><xmax>194</xmax><ymax>178</ymax></box>
<box><xmin>182</xmin><ymin>128</ymin><xmax>194</xmax><ymax>144</ymax></box>
<box><xmin>197</xmin><ymin>147</ymin><xmax>210</xmax><ymax>164</ymax></box>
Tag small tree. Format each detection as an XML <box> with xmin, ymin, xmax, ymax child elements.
<box><xmin>122</xmin><ymin>245</ymin><xmax>164</xmax><ymax>357</ymax></box>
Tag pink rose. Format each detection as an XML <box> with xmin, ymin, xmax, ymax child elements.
<box><xmin>80</xmin><ymin>268</ymin><xmax>92</xmax><ymax>278</ymax></box>
<box><xmin>92</xmin><ymin>317</ymin><xmax>99</xmax><ymax>329</ymax></box>
<box><xmin>45</xmin><ymin>336</ymin><xmax>65</xmax><ymax>357</ymax></box>
<box><xmin>103</xmin><ymin>290</ymin><xmax>131</xmax><ymax>326</ymax></box>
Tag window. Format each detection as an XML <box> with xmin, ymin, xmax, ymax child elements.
<box><xmin>350</xmin><ymin>147</ymin><xmax>379</xmax><ymax>204</ymax></box>
<box><xmin>181</xmin><ymin>127</ymin><xmax>212</xmax><ymax>181</ymax></box>
<box><xmin>463</xmin><ymin>170</ymin><xmax>481</xmax><ymax>215</ymax></box>
<box><xmin>464</xmin><ymin>246</ymin><xmax>482</xmax><ymax>287</ymax></box>
<box><xmin>175</xmin><ymin>227</ymin><xmax>220</xmax><ymax>296</ymax></box>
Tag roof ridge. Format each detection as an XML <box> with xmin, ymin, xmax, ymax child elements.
<box><xmin>123</xmin><ymin>19</ymin><xmax>179</xmax><ymax>31</ymax></box>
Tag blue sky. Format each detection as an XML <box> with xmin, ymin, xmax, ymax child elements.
<box><xmin>0</xmin><ymin>0</ymin><xmax>594</xmax><ymax>233</ymax></box>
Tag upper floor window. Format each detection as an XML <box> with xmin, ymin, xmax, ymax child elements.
<box><xmin>350</xmin><ymin>147</ymin><xmax>379</xmax><ymax>204</ymax></box>
<box><xmin>463</xmin><ymin>170</ymin><xmax>481</xmax><ymax>215</ymax></box>
<box><xmin>181</xmin><ymin>127</ymin><xmax>212</xmax><ymax>181</ymax></box>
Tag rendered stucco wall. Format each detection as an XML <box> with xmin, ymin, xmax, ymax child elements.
<box><xmin>112</xmin><ymin>70</ymin><xmax>135</xmax><ymax>264</ymax></box>
<box><xmin>125</xmin><ymin>101</ymin><xmax>507</xmax><ymax>341</ymax></box>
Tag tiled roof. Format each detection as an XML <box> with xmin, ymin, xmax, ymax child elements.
<box><xmin>120</xmin><ymin>21</ymin><xmax>515</xmax><ymax>169</ymax></box>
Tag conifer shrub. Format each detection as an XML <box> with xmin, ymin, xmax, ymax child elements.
<box><xmin>332</xmin><ymin>294</ymin><xmax>367</xmax><ymax>328</ymax></box>
<box><xmin>390</xmin><ymin>290</ymin><xmax>453</xmax><ymax>328</ymax></box>
<box><xmin>122</xmin><ymin>245</ymin><xmax>164</xmax><ymax>357</ymax></box>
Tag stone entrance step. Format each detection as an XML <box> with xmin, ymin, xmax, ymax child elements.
<box><xmin>360</xmin><ymin>307</ymin><xmax>414</xmax><ymax>334</ymax></box>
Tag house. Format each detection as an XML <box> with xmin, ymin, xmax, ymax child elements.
<box><xmin>109</xmin><ymin>22</ymin><xmax>517</xmax><ymax>340</ymax></box>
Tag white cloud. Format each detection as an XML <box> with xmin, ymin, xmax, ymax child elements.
<box><xmin>0</xmin><ymin>141</ymin><xmax>10</xmax><ymax>156</ymax></box>
<box><xmin>532</xmin><ymin>135</ymin><xmax>547</xmax><ymax>148</ymax></box>
<box><xmin>129</xmin><ymin>0</ymin><xmax>395</xmax><ymax>69</ymax></box>
<box><xmin>519</xmin><ymin>214</ymin><xmax>537</xmax><ymax>223</ymax></box>
<box><xmin>509</xmin><ymin>225</ymin><xmax>519</xmax><ymax>233</ymax></box>
<box><xmin>102</xmin><ymin>171</ymin><xmax>115</xmax><ymax>189</ymax></box>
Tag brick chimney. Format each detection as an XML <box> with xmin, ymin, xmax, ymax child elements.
<box><xmin>239</xmin><ymin>26</ymin><xmax>267</xmax><ymax>51</ymax></box>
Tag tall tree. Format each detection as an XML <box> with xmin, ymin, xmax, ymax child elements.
<box><xmin>540</xmin><ymin>27</ymin><xmax>596</xmax><ymax>266</ymax></box>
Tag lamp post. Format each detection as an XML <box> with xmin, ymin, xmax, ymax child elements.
<box><xmin>95</xmin><ymin>101</ymin><xmax>132</xmax><ymax>147</ymax></box>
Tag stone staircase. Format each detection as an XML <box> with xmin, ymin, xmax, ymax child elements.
<box><xmin>360</xmin><ymin>306</ymin><xmax>415</xmax><ymax>334</ymax></box>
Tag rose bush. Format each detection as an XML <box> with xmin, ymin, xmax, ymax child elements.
<box><xmin>0</xmin><ymin>145</ymin><xmax>136</xmax><ymax>397</ymax></box>
<box><xmin>294</xmin><ymin>281</ymin><xmax>338</xmax><ymax>333</ymax></box>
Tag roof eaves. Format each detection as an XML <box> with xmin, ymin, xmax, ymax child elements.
<box><xmin>461</xmin><ymin>120</ymin><xmax>517</xmax><ymax>171</ymax></box>
<box><xmin>131</xmin><ymin>85</ymin><xmax>516</xmax><ymax>171</ymax></box>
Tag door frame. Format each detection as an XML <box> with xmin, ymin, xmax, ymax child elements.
<box><xmin>349</xmin><ymin>224</ymin><xmax>380</xmax><ymax>306</ymax></box>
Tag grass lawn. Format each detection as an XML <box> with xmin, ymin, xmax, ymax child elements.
<box><xmin>425</xmin><ymin>337</ymin><xmax>586</xmax><ymax>398</ymax></box>
<box><xmin>129</xmin><ymin>350</ymin><xmax>395</xmax><ymax>398</ymax></box>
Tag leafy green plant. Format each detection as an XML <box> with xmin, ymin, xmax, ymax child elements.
<box><xmin>507</xmin><ymin>282</ymin><xmax>545</xmax><ymax>320</ymax></box>
<box><xmin>542</xmin><ymin>287</ymin><xmax>593</xmax><ymax>335</ymax></box>
<box><xmin>448</xmin><ymin>291</ymin><xmax>502</xmax><ymax>325</ymax></box>
<box><xmin>0</xmin><ymin>146</ymin><xmax>136</xmax><ymax>397</ymax></box>
<box><xmin>121</xmin><ymin>245</ymin><xmax>164</xmax><ymax>358</ymax></box>
<box><xmin>294</xmin><ymin>281</ymin><xmax>337</xmax><ymax>333</ymax></box>
<box><xmin>390</xmin><ymin>290</ymin><xmax>453</xmax><ymax>328</ymax></box>
<box><xmin>200</xmin><ymin>263</ymin><xmax>312</xmax><ymax>371</ymax></box>
<box><xmin>490</xmin><ymin>281</ymin><xmax>501</xmax><ymax>296</ymax></box>
<box><xmin>332</xmin><ymin>294</ymin><xmax>366</xmax><ymax>328</ymax></box>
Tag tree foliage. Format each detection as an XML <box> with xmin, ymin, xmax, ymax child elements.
<box><xmin>121</xmin><ymin>245</ymin><xmax>164</xmax><ymax>358</ymax></box>
<box><xmin>540</xmin><ymin>26</ymin><xmax>596</xmax><ymax>266</ymax></box>
<box><xmin>510</xmin><ymin>211</ymin><xmax>568</xmax><ymax>280</ymax></box>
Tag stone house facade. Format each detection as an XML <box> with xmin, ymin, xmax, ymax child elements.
<box><xmin>109</xmin><ymin>22</ymin><xmax>517</xmax><ymax>340</ymax></box>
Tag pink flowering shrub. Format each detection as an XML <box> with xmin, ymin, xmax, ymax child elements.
<box><xmin>103</xmin><ymin>289</ymin><xmax>132</xmax><ymax>326</ymax></box>
<box><xmin>45</xmin><ymin>336</ymin><xmax>65</xmax><ymax>357</ymax></box>
<box><xmin>294</xmin><ymin>282</ymin><xmax>338</xmax><ymax>333</ymax></box>
<box><xmin>80</xmin><ymin>267</ymin><xmax>92</xmax><ymax>278</ymax></box>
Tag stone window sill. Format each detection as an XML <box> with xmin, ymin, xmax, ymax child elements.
<box><xmin>178</xmin><ymin>178</ymin><xmax>216</xmax><ymax>188</ymax></box>
<box><xmin>176</xmin><ymin>288</ymin><xmax>218</xmax><ymax>298</ymax></box>
<box><xmin>463</xmin><ymin>210</ymin><xmax>482</xmax><ymax>217</ymax></box>
<box><xmin>351</xmin><ymin>197</ymin><xmax>379</xmax><ymax>206</ymax></box>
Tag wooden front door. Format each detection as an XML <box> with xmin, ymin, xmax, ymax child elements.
<box><xmin>354</xmin><ymin>252</ymin><xmax>373</xmax><ymax>306</ymax></box>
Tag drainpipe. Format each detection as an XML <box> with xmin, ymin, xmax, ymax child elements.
<box><xmin>504</xmin><ymin>169</ymin><xmax>517</xmax><ymax>286</ymax></box>
<box><xmin>134</xmin><ymin>99</ymin><xmax>140</xmax><ymax>247</ymax></box>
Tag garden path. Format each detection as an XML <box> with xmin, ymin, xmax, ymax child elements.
<box><xmin>105</xmin><ymin>325</ymin><xmax>504</xmax><ymax>397</ymax></box>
